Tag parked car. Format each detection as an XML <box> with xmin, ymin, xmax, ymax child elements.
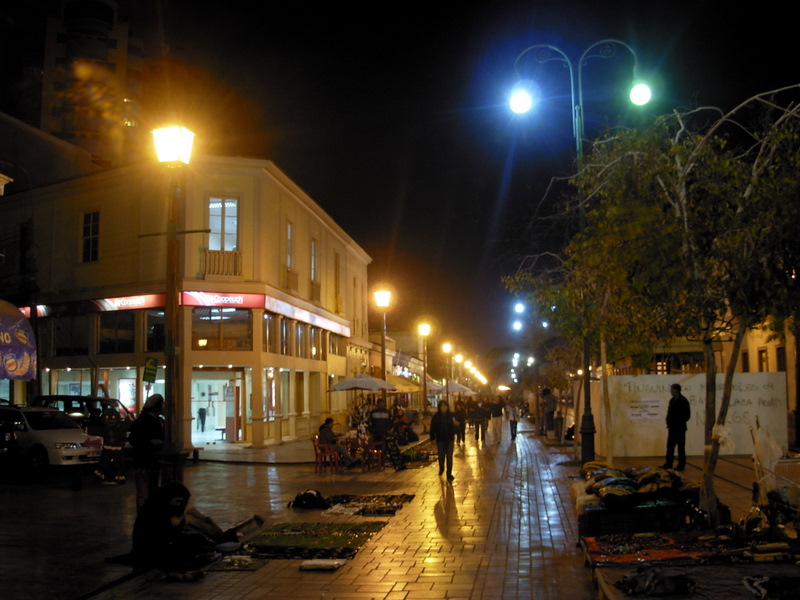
<box><xmin>0</xmin><ymin>406</ymin><xmax>102</xmax><ymax>468</ymax></box>
<box><xmin>32</xmin><ymin>395</ymin><xmax>134</xmax><ymax>435</ymax></box>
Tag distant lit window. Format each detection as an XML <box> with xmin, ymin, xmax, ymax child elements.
<box><xmin>286</xmin><ymin>222</ymin><xmax>294</xmax><ymax>270</ymax></box>
<box><xmin>209</xmin><ymin>197</ymin><xmax>238</xmax><ymax>251</ymax></box>
<box><xmin>82</xmin><ymin>211</ymin><xmax>99</xmax><ymax>263</ymax></box>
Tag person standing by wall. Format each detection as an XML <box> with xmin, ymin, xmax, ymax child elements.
<box><xmin>662</xmin><ymin>383</ymin><xmax>691</xmax><ymax>471</ymax></box>
<box><xmin>542</xmin><ymin>388</ymin><xmax>557</xmax><ymax>433</ymax></box>
<box><xmin>129</xmin><ymin>394</ymin><xmax>166</xmax><ymax>510</ymax></box>
<box><xmin>429</xmin><ymin>400</ymin><xmax>457</xmax><ymax>481</ymax></box>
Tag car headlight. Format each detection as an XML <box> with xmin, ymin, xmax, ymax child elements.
<box><xmin>54</xmin><ymin>442</ymin><xmax>81</xmax><ymax>449</ymax></box>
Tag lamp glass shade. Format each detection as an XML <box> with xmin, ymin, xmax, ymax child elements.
<box><xmin>153</xmin><ymin>126</ymin><xmax>195</xmax><ymax>164</ymax></box>
<box><xmin>374</xmin><ymin>290</ymin><xmax>392</xmax><ymax>308</ymax></box>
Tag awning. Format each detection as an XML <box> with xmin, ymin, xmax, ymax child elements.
<box><xmin>0</xmin><ymin>299</ymin><xmax>37</xmax><ymax>380</ymax></box>
<box><xmin>385</xmin><ymin>374</ymin><xmax>421</xmax><ymax>393</ymax></box>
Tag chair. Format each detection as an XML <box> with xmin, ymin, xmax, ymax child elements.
<box><xmin>312</xmin><ymin>436</ymin><xmax>341</xmax><ymax>472</ymax></box>
<box><xmin>362</xmin><ymin>440</ymin><xmax>384</xmax><ymax>471</ymax></box>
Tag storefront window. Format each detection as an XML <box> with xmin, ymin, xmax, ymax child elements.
<box><xmin>46</xmin><ymin>315</ymin><xmax>90</xmax><ymax>357</ymax></box>
<box><xmin>98</xmin><ymin>311</ymin><xmax>134</xmax><ymax>354</ymax></box>
<box><xmin>310</xmin><ymin>327</ymin><xmax>324</xmax><ymax>360</ymax></box>
<box><xmin>280</xmin><ymin>318</ymin><xmax>291</xmax><ymax>355</ymax></box>
<box><xmin>295</xmin><ymin>322</ymin><xmax>307</xmax><ymax>358</ymax></box>
<box><xmin>329</xmin><ymin>333</ymin><xmax>343</xmax><ymax>356</ymax></box>
<box><xmin>146</xmin><ymin>309</ymin><xmax>165</xmax><ymax>352</ymax></box>
<box><xmin>263</xmin><ymin>312</ymin><xmax>278</xmax><ymax>354</ymax></box>
<box><xmin>192</xmin><ymin>307</ymin><xmax>252</xmax><ymax>351</ymax></box>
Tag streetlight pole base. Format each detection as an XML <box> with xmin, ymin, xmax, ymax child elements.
<box><xmin>580</xmin><ymin>413</ymin><xmax>596</xmax><ymax>464</ymax></box>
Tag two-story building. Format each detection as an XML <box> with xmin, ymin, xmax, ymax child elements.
<box><xmin>0</xmin><ymin>151</ymin><xmax>372</xmax><ymax>449</ymax></box>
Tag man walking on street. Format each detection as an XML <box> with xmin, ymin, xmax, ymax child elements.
<box><xmin>662</xmin><ymin>383</ymin><xmax>691</xmax><ymax>471</ymax></box>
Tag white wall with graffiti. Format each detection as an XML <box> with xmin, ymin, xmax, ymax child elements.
<box><xmin>595</xmin><ymin>373</ymin><xmax>788</xmax><ymax>458</ymax></box>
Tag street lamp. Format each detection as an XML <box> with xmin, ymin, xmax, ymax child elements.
<box><xmin>152</xmin><ymin>125</ymin><xmax>195</xmax><ymax>459</ymax></box>
<box><xmin>374</xmin><ymin>289</ymin><xmax>392</xmax><ymax>402</ymax></box>
<box><xmin>510</xmin><ymin>39</ymin><xmax>650</xmax><ymax>464</ymax></box>
<box><xmin>442</xmin><ymin>342</ymin><xmax>452</xmax><ymax>404</ymax></box>
<box><xmin>418</xmin><ymin>323</ymin><xmax>430</xmax><ymax>408</ymax></box>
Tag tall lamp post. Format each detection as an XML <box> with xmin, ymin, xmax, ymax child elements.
<box><xmin>418</xmin><ymin>323</ymin><xmax>430</xmax><ymax>409</ymax></box>
<box><xmin>374</xmin><ymin>289</ymin><xmax>392</xmax><ymax>403</ymax></box>
<box><xmin>442</xmin><ymin>342</ymin><xmax>453</xmax><ymax>405</ymax></box>
<box><xmin>152</xmin><ymin>125</ymin><xmax>195</xmax><ymax>457</ymax></box>
<box><xmin>509</xmin><ymin>40</ymin><xmax>651</xmax><ymax>464</ymax></box>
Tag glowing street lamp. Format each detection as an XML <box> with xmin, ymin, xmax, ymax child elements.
<box><xmin>509</xmin><ymin>39</ymin><xmax>651</xmax><ymax>464</ymax></box>
<box><xmin>374</xmin><ymin>289</ymin><xmax>392</xmax><ymax>401</ymax></box>
<box><xmin>418</xmin><ymin>323</ymin><xmax>431</xmax><ymax>408</ymax></box>
<box><xmin>152</xmin><ymin>125</ymin><xmax>195</xmax><ymax>460</ymax></box>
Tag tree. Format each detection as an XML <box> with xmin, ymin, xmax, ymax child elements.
<box><xmin>570</xmin><ymin>86</ymin><xmax>800</xmax><ymax>522</ymax></box>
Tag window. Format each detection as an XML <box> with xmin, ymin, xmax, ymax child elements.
<box><xmin>191</xmin><ymin>307</ymin><xmax>252</xmax><ymax>351</ymax></box>
<box><xmin>280</xmin><ymin>318</ymin><xmax>291</xmax><ymax>355</ymax></box>
<box><xmin>263</xmin><ymin>312</ymin><xmax>278</xmax><ymax>353</ymax></box>
<box><xmin>741</xmin><ymin>350</ymin><xmax>750</xmax><ymax>373</ymax></box>
<box><xmin>329</xmin><ymin>333</ymin><xmax>344</xmax><ymax>356</ymax></box>
<box><xmin>208</xmin><ymin>197</ymin><xmax>238</xmax><ymax>251</ymax></box>
<box><xmin>295</xmin><ymin>322</ymin><xmax>307</xmax><ymax>358</ymax></box>
<box><xmin>146</xmin><ymin>310</ymin><xmax>165</xmax><ymax>352</ymax></box>
<box><xmin>758</xmin><ymin>348</ymin><xmax>769</xmax><ymax>372</ymax></box>
<box><xmin>82</xmin><ymin>211</ymin><xmax>99</xmax><ymax>263</ymax></box>
<box><xmin>46</xmin><ymin>315</ymin><xmax>90</xmax><ymax>356</ymax></box>
<box><xmin>286</xmin><ymin>222</ymin><xmax>294</xmax><ymax>270</ymax></box>
<box><xmin>310</xmin><ymin>239</ymin><xmax>317</xmax><ymax>281</ymax></box>
<box><xmin>777</xmin><ymin>346</ymin><xmax>786</xmax><ymax>372</ymax></box>
<box><xmin>98</xmin><ymin>311</ymin><xmax>134</xmax><ymax>354</ymax></box>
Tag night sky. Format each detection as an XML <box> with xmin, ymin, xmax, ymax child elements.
<box><xmin>4</xmin><ymin>1</ymin><xmax>798</xmax><ymax>367</ymax></box>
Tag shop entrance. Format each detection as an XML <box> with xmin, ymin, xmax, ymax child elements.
<box><xmin>191</xmin><ymin>369</ymin><xmax>244</xmax><ymax>445</ymax></box>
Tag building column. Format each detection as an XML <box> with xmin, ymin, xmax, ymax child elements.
<box><xmin>251</xmin><ymin>310</ymin><xmax>266</xmax><ymax>448</ymax></box>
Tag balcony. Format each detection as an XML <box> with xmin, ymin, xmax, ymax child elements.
<box><xmin>204</xmin><ymin>250</ymin><xmax>242</xmax><ymax>278</ymax></box>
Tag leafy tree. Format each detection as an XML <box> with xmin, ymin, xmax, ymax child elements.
<box><xmin>509</xmin><ymin>85</ymin><xmax>800</xmax><ymax>522</ymax></box>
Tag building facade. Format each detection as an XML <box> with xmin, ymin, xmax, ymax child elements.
<box><xmin>0</xmin><ymin>154</ymin><xmax>371</xmax><ymax>449</ymax></box>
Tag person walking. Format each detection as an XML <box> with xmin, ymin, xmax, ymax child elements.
<box><xmin>129</xmin><ymin>393</ymin><xmax>166</xmax><ymax>510</ymax></box>
<box><xmin>429</xmin><ymin>400</ymin><xmax>457</xmax><ymax>481</ymax></box>
<box><xmin>197</xmin><ymin>407</ymin><xmax>207</xmax><ymax>433</ymax></box>
<box><xmin>452</xmin><ymin>399</ymin><xmax>467</xmax><ymax>444</ymax></box>
<box><xmin>489</xmin><ymin>396</ymin><xmax>504</xmax><ymax>443</ymax></box>
<box><xmin>471</xmin><ymin>398</ymin><xmax>488</xmax><ymax>443</ymax></box>
<box><xmin>662</xmin><ymin>383</ymin><xmax>691</xmax><ymax>471</ymax></box>
<box><xmin>505</xmin><ymin>399</ymin><xmax>519</xmax><ymax>442</ymax></box>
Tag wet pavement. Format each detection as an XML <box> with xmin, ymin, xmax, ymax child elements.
<box><xmin>0</xmin><ymin>421</ymin><xmax>756</xmax><ymax>600</ymax></box>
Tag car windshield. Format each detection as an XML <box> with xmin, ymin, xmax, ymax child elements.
<box><xmin>24</xmin><ymin>411</ymin><xmax>82</xmax><ymax>431</ymax></box>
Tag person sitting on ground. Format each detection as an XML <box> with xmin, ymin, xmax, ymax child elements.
<box><xmin>318</xmin><ymin>418</ymin><xmax>358</xmax><ymax>468</ymax></box>
<box><xmin>131</xmin><ymin>482</ymin><xmax>217</xmax><ymax>578</ymax></box>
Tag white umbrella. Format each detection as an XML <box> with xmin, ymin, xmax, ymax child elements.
<box><xmin>329</xmin><ymin>373</ymin><xmax>397</xmax><ymax>392</ymax></box>
<box><xmin>436</xmin><ymin>381</ymin><xmax>477</xmax><ymax>395</ymax></box>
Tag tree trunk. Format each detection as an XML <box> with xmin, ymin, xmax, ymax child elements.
<box><xmin>702</xmin><ymin>319</ymin><xmax>748</xmax><ymax>527</ymax></box>
<box><xmin>601</xmin><ymin>335</ymin><xmax>612</xmax><ymax>465</ymax></box>
<box><xmin>699</xmin><ymin>323</ymin><xmax>718</xmax><ymax>520</ymax></box>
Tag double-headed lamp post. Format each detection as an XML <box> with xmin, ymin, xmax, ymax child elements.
<box><xmin>153</xmin><ymin>125</ymin><xmax>195</xmax><ymax>456</ymax></box>
<box><xmin>374</xmin><ymin>289</ymin><xmax>392</xmax><ymax>402</ymax></box>
<box><xmin>509</xmin><ymin>40</ymin><xmax>651</xmax><ymax>464</ymax></box>
<box><xmin>418</xmin><ymin>323</ymin><xmax>430</xmax><ymax>409</ymax></box>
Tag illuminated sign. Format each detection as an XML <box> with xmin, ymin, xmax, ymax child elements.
<box><xmin>96</xmin><ymin>295</ymin><xmax>165</xmax><ymax>311</ymax></box>
<box><xmin>182</xmin><ymin>291</ymin><xmax>264</xmax><ymax>308</ymax></box>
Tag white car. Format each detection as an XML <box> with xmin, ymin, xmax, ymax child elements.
<box><xmin>0</xmin><ymin>406</ymin><xmax>102</xmax><ymax>468</ymax></box>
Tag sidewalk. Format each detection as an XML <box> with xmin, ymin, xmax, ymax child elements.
<box><xmin>0</xmin><ymin>421</ymin><xmax>759</xmax><ymax>600</ymax></box>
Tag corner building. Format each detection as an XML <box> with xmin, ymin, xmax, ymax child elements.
<box><xmin>0</xmin><ymin>155</ymin><xmax>371</xmax><ymax>449</ymax></box>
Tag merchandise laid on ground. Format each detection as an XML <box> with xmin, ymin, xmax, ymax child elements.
<box><xmin>574</xmin><ymin>460</ymin><xmax>800</xmax><ymax>599</ymax></box>
<box><xmin>247</xmin><ymin>522</ymin><xmax>388</xmax><ymax>559</ymax></box>
<box><xmin>322</xmin><ymin>494</ymin><xmax>416</xmax><ymax>516</ymax></box>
